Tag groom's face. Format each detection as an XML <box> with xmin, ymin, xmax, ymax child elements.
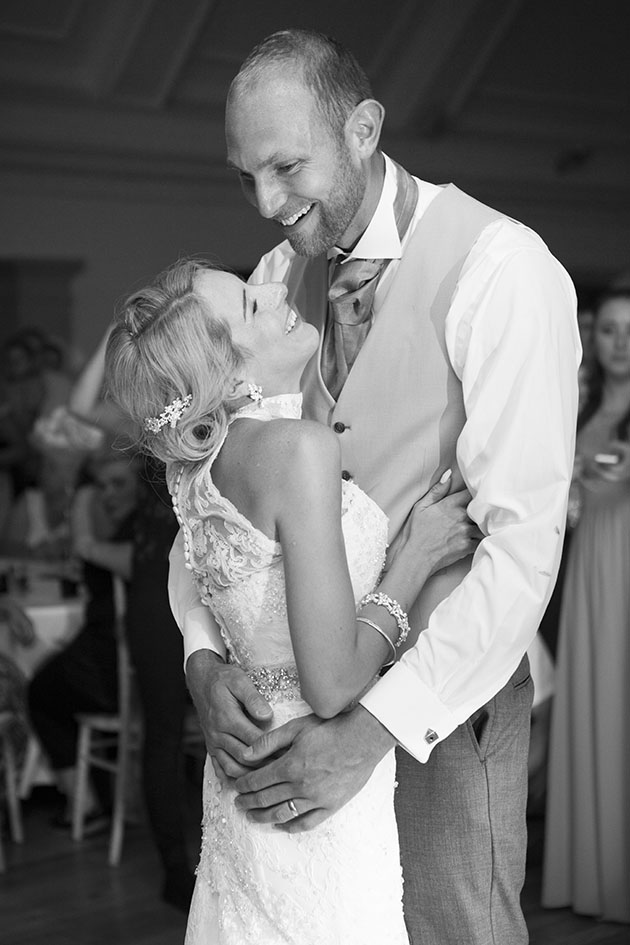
<box><xmin>226</xmin><ymin>74</ymin><xmax>366</xmax><ymax>257</ymax></box>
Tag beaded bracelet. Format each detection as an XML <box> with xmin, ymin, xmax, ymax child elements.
<box><xmin>356</xmin><ymin>617</ymin><xmax>397</xmax><ymax>667</ymax></box>
<box><xmin>359</xmin><ymin>592</ymin><xmax>410</xmax><ymax>649</ymax></box>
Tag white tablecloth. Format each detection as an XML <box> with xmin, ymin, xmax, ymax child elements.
<box><xmin>11</xmin><ymin>600</ymin><xmax>84</xmax><ymax>678</ymax></box>
<box><xmin>0</xmin><ymin>558</ymin><xmax>84</xmax><ymax>668</ymax></box>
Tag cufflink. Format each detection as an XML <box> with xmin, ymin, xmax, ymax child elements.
<box><xmin>424</xmin><ymin>728</ymin><xmax>439</xmax><ymax>744</ymax></box>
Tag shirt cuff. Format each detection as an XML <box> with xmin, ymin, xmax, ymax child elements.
<box><xmin>183</xmin><ymin>606</ymin><xmax>226</xmax><ymax>667</ymax></box>
<box><xmin>359</xmin><ymin>658</ymin><xmax>460</xmax><ymax>763</ymax></box>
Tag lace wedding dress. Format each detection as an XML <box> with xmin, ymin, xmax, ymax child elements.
<box><xmin>169</xmin><ymin>394</ymin><xmax>409</xmax><ymax>945</ymax></box>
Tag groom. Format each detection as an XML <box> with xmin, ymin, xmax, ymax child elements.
<box><xmin>171</xmin><ymin>29</ymin><xmax>580</xmax><ymax>945</ymax></box>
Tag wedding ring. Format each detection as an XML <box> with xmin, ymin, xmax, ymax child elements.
<box><xmin>287</xmin><ymin>799</ymin><xmax>299</xmax><ymax>819</ymax></box>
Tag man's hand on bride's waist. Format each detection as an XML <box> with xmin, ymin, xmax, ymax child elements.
<box><xmin>185</xmin><ymin>649</ymin><xmax>273</xmax><ymax>780</ymax></box>
<box><xmin>233</xmin><ymin>706</ymin><xmax>396</xmax><ymax>833</ymax></box>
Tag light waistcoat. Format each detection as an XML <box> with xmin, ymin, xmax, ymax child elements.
<box><xmin>287</xmin><ymin>185</ymin><xmax>503</xmax><ymax>637</ymax></box>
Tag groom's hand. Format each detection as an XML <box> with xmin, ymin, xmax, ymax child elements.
<box><xmin>186</xmin><ymin>649</ymin><xmax>273</xmax><ymax>780</ymax></box>
<box><xmin>233</xmin><ymin>706</ymin><xmax>396</xmax><ymax>832</ymax></box>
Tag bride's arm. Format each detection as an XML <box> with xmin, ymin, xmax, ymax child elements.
<box><xmin>273</xmin><ymin>423</ymin><xmax>475</xmax><ymax>718</ymax></box>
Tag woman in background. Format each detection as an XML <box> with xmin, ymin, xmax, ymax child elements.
<box><xmin>542</xmin><ymin>288</ymin><xmax>630</xmax><ymax>923</ymax></box>
<box><xmin>27</xmin><ymin>445</ymin><xmax>139</xmax><ymax>828</ymax></box>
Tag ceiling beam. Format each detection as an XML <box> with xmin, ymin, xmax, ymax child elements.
<box><xmin>107</xmin><ymin>0</ymin><xmax>214</xmax><ymax>108</ymax></box>
<box><xmin>0</xmin><ymin>0</ymin><xmax>82</xmax><ymax>41</ymax></box>
<box><xmin>377</xmin><ymin>0</ymin><xmax>525</xmax><ymax>134</ymax></box>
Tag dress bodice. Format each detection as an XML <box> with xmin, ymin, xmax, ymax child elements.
<box><xmin>168</xmin><ymin>394</ymin><xmax>389</xmax><ymax>707</ymax></box>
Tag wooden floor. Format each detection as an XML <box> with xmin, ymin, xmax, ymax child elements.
<box><xmin>1</xmin><ymin>785</ymin><xmax>628</xmax><ymax>945</ymax></box>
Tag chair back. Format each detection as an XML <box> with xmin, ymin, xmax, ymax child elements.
<box><xmin>112</xmin><ymin>576</ymin><xmax>133</xmax><ymax>726</ymax></box>
<box><xmin>72</xmin><ymin>573</ymin><xmax>142</xmax><ymax>865</ymax></box>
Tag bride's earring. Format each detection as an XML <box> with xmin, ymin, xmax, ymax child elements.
<box><xmin>247</xmin><ymin>383</ymin><xmax>263</xmax><ymax>405</ymax></box>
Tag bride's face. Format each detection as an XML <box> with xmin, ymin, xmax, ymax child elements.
<box><xmin>194</xmin><ymin>269</ymin><xmax>319</xmax><ymax>392</ymax></box>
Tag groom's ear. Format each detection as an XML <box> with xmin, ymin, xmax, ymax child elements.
<box><xmin>345</xmin><ymin>99</ymin><xmax>384</xmax><ymax>161</ymax></box>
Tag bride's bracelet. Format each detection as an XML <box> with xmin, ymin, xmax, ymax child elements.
<box><xmin>359</xmin><ymin>592</ymin><xmax>410</xmax><ymax>649</ymax></box>
<box><xmin>356</xmin><ymin>616</ymin><xmax>396</xmax><ymax>667</ymax></box>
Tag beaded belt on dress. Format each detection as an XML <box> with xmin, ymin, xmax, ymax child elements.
<box><xmin>247</xmin><ymin>664</ymin><xmax>302</xmax><ymax>702</ymax></box>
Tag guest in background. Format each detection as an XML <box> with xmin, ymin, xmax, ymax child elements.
<box><xmin>0</xmin><ymin>598</ymin><xmax>35</xmax><ymax>778</ymax></box>
<box><xmin>576</xmin><ymin>306</ymin><xmax>594</xmax><ymax>412</ymax></box>
<box><xmin>542</xmin><ymin>287</ymin><xmax>630</xmax><ymax>924</ymax></box>
<box><xmin>27</xmin><ymin>444</ymin><xmax>139</xmax><ymax>830</ymax></box>
<box><xmin>0</xmin><ymin>328</ymin><xmax>77</xmax><ymax>554</ymax></box>
<box><xmin>0</xmin><ymin>336</ymin><xmax>44</xmax><ymax>535</ymax></box>
<box><xmin>0</xmin><ymin>597</ymin><xmax>35</xmax><ymax>650</ymax></box>
<box><xmin>67</xmin><ymin>328</ymin><xmax>196</xmax><ymax>912</ymax></box>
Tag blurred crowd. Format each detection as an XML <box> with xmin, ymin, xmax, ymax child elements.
<box><xmin>0</xmin><ymin>324</ymin><xmax>197</xmax><ymax>912</ymax></box>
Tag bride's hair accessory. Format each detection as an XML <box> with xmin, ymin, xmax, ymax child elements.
<box><xmin>247</xmin><ymin>383</ymin><xmax>264</xmax><ymax>405</ymax></box>
<box><xmin>356</xmin><ymin>616</ymin><xmax>396</xmax><ymax>667</ymax></box>
<box><xmin>359</xmin><ymin>592</ymin><xmax>410</xmax><ymax>649</ymax></box>
<box><xmin>143</xmin><ymin>394</ymin><xmax>192</xmax><ymax>433</ymax></box>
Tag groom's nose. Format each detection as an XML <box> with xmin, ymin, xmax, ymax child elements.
<box><xmin>254</xmin><ymin>177</ymin><xmax>285</xmax><ymax>219</ymax></box>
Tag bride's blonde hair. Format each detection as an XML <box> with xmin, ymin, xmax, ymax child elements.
<box><xmin>105</xmin><ymin>257</ymin><xmax>247</xmax><ymax>467</ymax></box>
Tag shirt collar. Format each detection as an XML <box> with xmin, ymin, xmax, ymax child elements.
<box><xmin>328</xmin><ymin>153</ymin><xmax>401</xmax><ymax>263</ymax></box>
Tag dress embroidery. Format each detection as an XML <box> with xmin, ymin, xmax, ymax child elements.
<box><xmin>170</xmin><ymin>394</ymin><xmax>408</xmax><ymax>945</ymax></box>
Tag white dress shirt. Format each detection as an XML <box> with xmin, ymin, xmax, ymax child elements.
<box><xmin>169</xmin><ymin>154</ymin><xmax>581</xmax><ymax>762</ymax></box>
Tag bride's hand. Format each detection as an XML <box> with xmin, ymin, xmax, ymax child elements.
<box><xmin>385</xmin><ymin>472</ymin><xmax>482</xmax><ymax>577</ymax></box>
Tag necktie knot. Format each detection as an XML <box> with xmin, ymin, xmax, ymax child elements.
<box><xmin>321</xmin><ymin>160</ymin><xmax>419</xmax><ymax>399</ymax></box>
<box><xmin>328</xmin><ymin>257</ymin><xmax>385</xmax><ymax>325</ymax></box>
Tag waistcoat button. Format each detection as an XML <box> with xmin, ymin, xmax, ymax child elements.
<box><xmin>333</xmin><ymin>421</ymin><xmax>346</xmax><ymax>434</ymax></box>
<box><xmin>341</xmin><ymin>470</ymin><xmax>352</xmax><ymax>481</ymax></box>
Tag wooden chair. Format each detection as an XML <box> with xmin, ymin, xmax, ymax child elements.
<box><xmin>0</xmin><ymin>710</ymin><xmax>24</xmax><ymax>871</ymax></box>
<box><xmin>72</xmin><ymin>578</ymin><xmax>142</xmax><ymax>865</ymax></box>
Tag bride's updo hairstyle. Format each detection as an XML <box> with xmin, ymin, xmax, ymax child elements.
<box><xmin>105</xmin><ymin>257</ymin><xmax>247</xmax><ymax>467</ymax></box>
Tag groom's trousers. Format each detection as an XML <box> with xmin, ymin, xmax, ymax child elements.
<box><xmin>395</xmin><ymin>654</ymin><xmax>534</xmax><ymax>945</ymax></box>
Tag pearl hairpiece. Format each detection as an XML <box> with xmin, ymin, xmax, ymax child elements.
<box><xmin>143</xmin><ymin>394</ymin><xmax>192</xmax><ymax>433</ymax></box>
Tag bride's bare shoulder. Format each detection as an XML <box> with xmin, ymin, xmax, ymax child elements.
<box><xmin>214</xmin><ymin>418</ymin><xmax>341</xmax><ymax>534</ymax></box>
<box><xmin>245</xmin><ymin>418</ymin><xmax>340</xmax><ymax>494</ymax></box>
<box><xmin>262</xmin><ymin>416</ymin><xmax>334</xmax><ymax>448</ymax></box>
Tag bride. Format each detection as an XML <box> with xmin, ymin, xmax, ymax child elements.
<box><xmin>105</xmin><ymin>257</ymin><xmax>478</xmax><ymax>945</ymax></box>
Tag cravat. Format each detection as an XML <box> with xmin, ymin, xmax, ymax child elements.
<box><xmin>322</xmin><ymin>160</ymin><xmax>419</xmax><ymax>399</ymax></box>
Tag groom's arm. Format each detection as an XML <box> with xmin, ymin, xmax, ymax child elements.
<box><xmin>360</xmin><ymin>231</ymin><xmax>580</xmax><ymax>761</ymax></box>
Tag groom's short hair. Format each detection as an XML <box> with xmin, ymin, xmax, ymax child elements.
<box><xmin>228</xmin><ymin>28</ymin><xmax>374</xmax><ymax>140</ymax></box>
